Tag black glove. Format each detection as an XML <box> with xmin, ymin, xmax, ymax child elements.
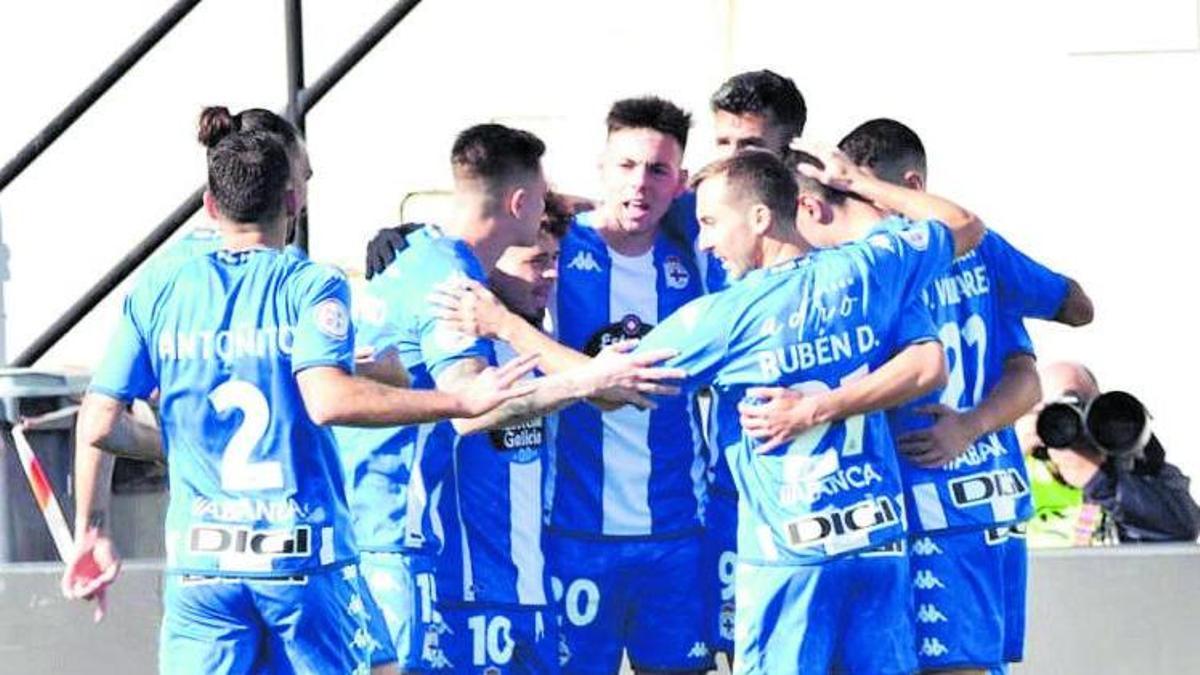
<box><xmin>364</xmin><ymin>223</ymin><xmax>426</xmax><ymax>280</ymax></box>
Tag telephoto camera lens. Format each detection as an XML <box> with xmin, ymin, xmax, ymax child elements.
<box><xmin>1036</xmin><ymin>398</ymin><xmax>1086</xmax><ymax>448</ymax></box>
<box><xmin>1087</xmin><ymin>390</ymin><xmax>1150</xmax><ymax>456</ymax></box>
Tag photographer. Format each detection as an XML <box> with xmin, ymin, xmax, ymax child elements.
<box><xmin>1017</xmin><ymin>361</ymin><xmax>1200</xmax><ymax>546</ymax></box>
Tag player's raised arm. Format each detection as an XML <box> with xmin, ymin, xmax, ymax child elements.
<box><xmin>741</xmin><ymin>340</ymin><xmax>947</xmax><ymax>454</ymax></box>
<box><xmin>793</xmin><ymin>142</ymin><xmax>984</xmax><ymax>257</ymax></box>
<box><xmin>296</xmin><ymin>355</ymin><xmax>538</xmax><ymax>427</ymax></box>
<box><xmin>435</xmin><ymin>341</ymin><xmax>684</xmax><ymax>435</ymax></box>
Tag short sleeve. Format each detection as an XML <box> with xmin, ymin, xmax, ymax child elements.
<box><xmin>891</xmin><ymin>296</ymin><xmax>939</xmax><ymax>354</ymax></box>
<box><xmin>992</xmin><ymin>310</ymin><xmax>1035</xmax><ymax>361</ymax></box>
<box><xmin>980</xmin><ymin>231</ymin><xmax>1069</xmax><ymax>320</ymax></box>
<box><xmin>89</xmin><ymin>294</ymin><xmax>158</xmax><ymax>402</ymax></box>
<box><xmin>635</xmin><ymin>294</ymin><xmax>727</xmax><ymax>392</ymax></box>
<box><xmin>862</xmin><ymin>219</ymin><xmax>955</xmax><ymax>310</ymax></box>
<box><xmin>292</xmin><ymin>267</ymin><xmax>356</xmax><ymax>374</ymax></box>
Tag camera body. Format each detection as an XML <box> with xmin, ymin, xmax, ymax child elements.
<box><xmin>1035</xmin><ymin>390</ymin><xmax>1152</xmax><ymax>460</ymax></box>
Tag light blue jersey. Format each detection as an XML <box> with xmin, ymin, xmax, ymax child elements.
<box><xmin>437</xmin><ymin>342</ymin><xmax>551</xmax><ymax>607</ymax></box>
<box><xmin>637</xmin><ymin>221</ymin><xmax>954</xmax><ymax>565</ymax></box>
<box><xmin>334</xmin><ymin>226</ymin><xmax>495</xmax><ymax>556</ymax></box>
<box><xmin>90</xmin><ymin>248</ymin><xmax>357</xmax><ymax>576</ymax></box>
<box><xmin>890</xmin><ymin>227</ymin><xmax>1069</xmax><ymax>533</ymax></box>
<box><xmin>546</xmin><ymin>211</ymin><xmax>708</xmax><ymax>538</ymax></box>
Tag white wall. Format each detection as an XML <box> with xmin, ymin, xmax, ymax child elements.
<box><xmin>1</xmin><ymin>0</ymin><xmax>1197</xmax><ymax>482</ymax></box>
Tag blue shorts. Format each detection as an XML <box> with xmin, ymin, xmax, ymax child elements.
<box><xmin>439</xmin><ymin>604</ymin><xmax>560</xmax><ymax>674</ymax></box>
<box><xmin>547</xmin><ymin>533</ymin><xmax>711</xmax><ymax>674</ymax></box>
<box><xmin>159</xmin><ymin>562</ymin><xmax>391</xmax><ymax>675</ymax></box>
<box><xmin>910</xmin><ymin>527</ymin><xmax>1026</xmax><ymax>670</ymax></box>
<box><xmin>361</xmin><ymin>551</ymin><xmax>451</xmax><ymax>672</ymax></box>
<box><xmin>734</xmin><ymin>547</ymin><xmax>915</xmax><ymax>675</ymax></box>
<box><xmin>999</xmin><ymin>524</ymin><xmax>1028</xmax><ymax>663</ymax></box>
<box><xmin>703</xmin><ymin>494</ymin><xmax>738</xmax><ymax>656</ymax></box>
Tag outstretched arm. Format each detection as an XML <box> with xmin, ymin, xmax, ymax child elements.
<box><xmin>740</xmin><ymin>340</ymin><xmax>947</xmax><ymax>453</ymax></box>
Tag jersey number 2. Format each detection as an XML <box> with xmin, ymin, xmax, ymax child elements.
<box><xmin>209</xmin><ymin>380</ymin><xmax>282</xmax><ymax>491</ymax></box>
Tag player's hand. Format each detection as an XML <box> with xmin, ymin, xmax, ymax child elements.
<box><xmin>788</xmin><ymin>141</ymin><xmax>870</xmax><ymax>193</ymax></box>
<box><xmin>739</xmin><ymin>387</ymin><xmax>825</xmax><ymax>454</ymax></box>
<box><xmin>364</xmin><ymin>223</ymin><xmax>425</xmax><ymax>280</ymax></box>
<box><xmin>60</xmin><ymin>526</ymin><xmax>122</xmax><ymax>623</ymax></box>
<box><xmin>429</xmin><ymin>278</ymin><xmax>512</xmax><ymax>340</ymax></box>
<box><xmin>457</xmin><ymin>353</ymin><xmax>541</xmax><ymax>417</ymax></box>
<box><xmin>584</xmin><ymin>340</ymin><xmax>685</xmax><ymax>410</ymax></box>
<box><xmin>897</xmin><ymin>403</ymin><xmax>980</xmax><ymax>468</ymax></box>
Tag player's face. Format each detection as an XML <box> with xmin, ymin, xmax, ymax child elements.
<box><xmin>713</xmin><ymin>110</ymin><xmax>790</xmax><ymax>159</ymax></box>
<box><xmin>287</xmin><ymin>140</ymin><xmax>312</xmax><ymax>213</ymax></box>
<box><xmin>695</xmin><ymin>175</ymin><xmax>759</xmax><ymax>280</ymax></box>
<box><xmin>512</xmin><ymin>167</ymin><xmax>549</xmax><ymax>247</ymax></box>
<box><xmin>600</xmin><ymin>128</ymin><xmax>685</xmax><ymax>234</ymax></box>
<box><xmin>491</xmin><ymin>230</ymin><xmax>560</xmax><ymax>322</ymax></box>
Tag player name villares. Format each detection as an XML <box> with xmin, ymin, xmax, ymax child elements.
<box><xmin>928</xmin><ymin>260</ymin><xmax>990</xmax><ymax>309</ymax></box>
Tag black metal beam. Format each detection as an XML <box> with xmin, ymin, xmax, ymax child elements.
<box><xmin>11</xmin><ymin>188</ymin><xmax>204</xmax><ymax>367</ymax></box>
<box><xmin>299</xmin><ymin>0</ymin><xmax>424</xmax><ymax>114</ymax></box>
<box><xmin>284</xmin><ymin>0</ymin><xmax>309</xmax><ymax>253</ymax></box>
<box><xmin>0</xmin><ymin>0</ymin><xmax>203</xmax><ymax>194</ymax></box>
<box><xmin>11</xmin><ymin>0</ymin><xmax>424</xmax><ymax>368</ymax></box>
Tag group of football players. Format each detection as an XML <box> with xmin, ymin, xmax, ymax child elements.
<box><xmin>60</xmin><ymin>68</ymin><xmax>1092</xmax><ymax>675</ymax></box>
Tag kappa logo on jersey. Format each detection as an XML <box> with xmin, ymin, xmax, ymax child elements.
<box><xmin>664</xmin><ymin>255</ymin><xmax>691</xmax><ymax>289</ymax></box>
<box><xmin>346</xmin><ymin>592</ymin><xmax>368</xmax><ymax>620</ymax></box>
<box><xmin>916</xmin><ymin>603</ymin><xmax>948</xmax><ymax>624</ymax></box>
<box><xmin>920</xmin><ymin>637</ymin><xmax>950</xmax><ymax>658</ymax></box>
<box><xmin>567</xmin><ymin>250</ymin><xmax>602</xmax><ymax>272</ymax></box>
<box><xmin>783</xmin><ymin>496</ymin><xmax>901</xmax><ymax>548</ymax></box>
<box><xmin>911</xmin><ymin>537</ymin><xmax>945</xmax><ymax>557</ymax></box>
<box><xmin>314</xmin><ymin>298</ymin><xmax>350</xmax><ymax>339</ymax></box>
<box><xmin>898</xmin><ymin>225</ymin><xmax>930</xmax><ymax>251</ymax></box>
<box><xmin>688</xmin><ymin>641</ymin><xmax>711</xmax><ymax>659</ymax></box>
<box><xmin>424</xmin><ymin>618</ymin><xmax>453</xmax><ymax>670</ymax></box>
<box><xmin>582</xmin><ymin>313</ymin><xmax>654</xmax><ymax>356</ymax></box>
<box><xmin>913</xmin><ymin>569</ymin><xmax>946</xmax><ymax>590</ymax></box>
<box><xmin>949</xmin><ymin>468</ymin><xmax>1028</xmax><ymax>508</ymax></box>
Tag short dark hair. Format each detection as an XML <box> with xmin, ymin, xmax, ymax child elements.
<box><xmin>199</xmin><ymin>106</ymin><xmax>303</xmax><ymax>159</ymax></box>
<box><xmin>691</xmin><ymin>150</ymin><xmax>798</xmax><ymax>225</ymax></box>
<box><xmin>451</xmin><ymin>123</ymin><xmax>545</xmax><ymax>187</ymax></box>
<box><xmin>204</xmin><ymin>129</ymin><xmax>291</xmax><ymax>224</ymax></box>
<box><xmin>838</xmin><ymin>118</ymin><xmax>926</xmax><ymax>186</ymax></box>
<box><xmin>710</xmin><ymin>70</ymin><xmax>807</xmax><ymax>138</ymax></box>
<box><xmin>606</xmin><ymin>96</ymin><xmax>692</xmax><ymax>151</ymax></box>
<box><xmin>780</xmin><ymin>148</ymin><xmax>848</xmax><ymax>207</ymax></box>
<box><xmin>540</xmin><ymin>191</ymin><xmax>572</xmax><ymax>240</ymax></box>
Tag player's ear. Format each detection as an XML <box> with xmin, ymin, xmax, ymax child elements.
<box><xmin>903</xmin><ymin>170</ymin><xmax>926</xmax><ymax>192</ymax></box>
<box><xmin>674</xmin><ymin>168</ymin><xmax>689</xmax><ymax>198</ymax></box>
<box><xmin>508</xmin><ymin>185</ymin><xmax>527</xmax><ymax>220</ymax></box>
<box><xmin>796</xmin><ymin>194</ymin><xmax>826</xmax><ymax>224</ymax></box>
<box><xmin>203</xmin><ymin>190</ymin><xmax>221</xmax><ymax>220</ymax></box>
<box><xmin>750</xmin><ymin>203</ymin><xmax>772</xmax><ymax>236</ymax></box>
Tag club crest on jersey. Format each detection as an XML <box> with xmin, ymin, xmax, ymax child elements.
<box><xmin>663</xmin><ymin>255</ymin><xmax>690</xmax><ymax>289</ymax></box>
<box><xmin>583</xmin><ymin>313</ymin><xmax>653</xmax><ymax>356</ymax></box>
<box><xmin>314</xmin><ymin>299</ymin><xmax>350</xmax><ymax>339</ymax></box>
<box><xmin>898</xmin><ymin>225</ymin><xmax>930</xmax><ymax>251</ymax></box>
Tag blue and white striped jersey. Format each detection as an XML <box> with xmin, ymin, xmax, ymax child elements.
<box><xmin>333</xmin><ymin>226</ymin><xmax>495</xmax><ymax>556</ymax></box>
<box><xmin>889</xmin><ymin>227</ymin><xmax>1069</xmax><ymax>533</ymax></box>
<box><xmin>91</xmin><ymin>248</ymin><xmax>357</xmax><ymax>576</ymax></box>
<box><xmin>546</xmin><ymin>210</ymin><xmax>708</xmax><ymax>538</ymax></box>
<box><xmin>436</xmin><ymin>342</ymin><xmax>550</xmax><ymax>607</ymax></box>
<box><xmin>637</xmin><ymin>221</ymin><xmax>954</xmax><ymax>565</ymax></box>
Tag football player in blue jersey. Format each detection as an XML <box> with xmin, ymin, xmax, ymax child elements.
<box><xmin>636</xmin><ymin>147</ymin><xmax>994</xmax><ymax>674</ymax></box>
<box><xmin>710</xmin><ymin>69</ymin><xmax>807</xmax><ymax>160</ymax></box>
<box><xmin>334</xmin><ymin>123</ymin><xmax>685</xmax><ymax>674</ymax></box>
<box><xmin>743</xmin><ymin>120</ymin><xmax>1092</xmax><ymax>674</ymax></box>
<box><xmin>840</xmin><ymin>119</ymin><xmax>1090</xmax><ymax>675</ymax></box>
<box><xmin>61</xmin><ymin>111</ymin><xmax>543</xmax><ymax>675</ymax></box>
<box><xmin>433</xmin><ymin>194</ymin><xmax>572</xmax><ymax>674</ymax></box>
<box><xmin>426</xmin><ymin>98</ymin><xmax>716</xmax><ymax>675</ymax></box>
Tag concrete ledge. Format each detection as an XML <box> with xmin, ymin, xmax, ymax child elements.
<box><xmin>3</xmin><ymin>546</ymin><xmax>1197</xmax><ymax>674</ymax></box>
